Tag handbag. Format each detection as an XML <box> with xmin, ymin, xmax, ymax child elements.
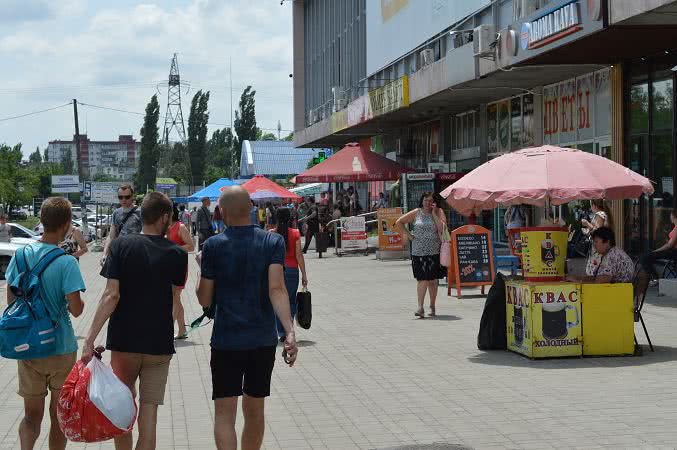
<box><xmin>296</xmin><ymin>288</ymin><xmax>312</xmax><ymax>330</ymax></box>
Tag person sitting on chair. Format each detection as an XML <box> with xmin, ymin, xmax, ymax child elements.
<box><xmin>567</xmin><ymin>227</ymin><xmax>633</xmax><ymax>284</ymax></box>
<box><xmin>639</xmin><ymin>207</ymin><xmax>677</xmax><ymax>281</ymax></box>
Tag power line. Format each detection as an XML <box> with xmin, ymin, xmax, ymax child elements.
<box><xmin>0</xmin><ymin>103</ymin><xmax>71</xmax><ymax>123</ymax></box>
<box><xmin>77</xmin><ymin>101</ymin><xmax>293</xmax><ymax>132</ymax></box>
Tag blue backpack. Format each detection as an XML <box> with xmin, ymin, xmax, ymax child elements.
<box><xmin>0</xmin><ymin>247</ymin><xmax>65</xmax><ymax>360</ymax></box>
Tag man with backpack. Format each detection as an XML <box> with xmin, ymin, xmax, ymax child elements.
<box><xmin>3</xmin><ymin>196</ymin><xmax>85</xmax><ymax>450</ymax></box>
<box><xmin>101</xmin><ymin>184</ymin><xmax>142</xmax><ymax>266</ymax></box>
<box><xmin>82</xmin><ymin>192</ymin><xmax>188</xmax><ymax>450</ymax></box>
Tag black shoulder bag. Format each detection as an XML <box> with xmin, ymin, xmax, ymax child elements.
<box><xmin>116</xmin><ymin>206</ymin><xmax>138</xmax><ymax>236</ymax></box>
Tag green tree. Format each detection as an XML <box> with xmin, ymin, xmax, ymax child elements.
<box><xmin>234</xmin><ymin>86</ymin><xmax>259</xmax><ymax>172</ymax></box>
<box><xmin>165</xmin><ymin>142</ymin><xmax>192</xmax><ymax>184</ymax></box>
<box><xmin>43</xmin><ymin>148</ymin><xmax>49</xmax><ymax>162</ymax></box>
<box><xmin>135</xmin><ymin>94</ymin><xmax>161</xmax><ymax>192</ymax></box>
<box><xmin>29</xmin><ymin>146</ymin><xmax>42</xmax><ymax>165</ymax></box>
<box><xmin>93</xmin><ymin>173</ymin><xmax>118</xmax><ymax>182</ymax></box>
<box><xmin>284</xmin><ymin>132</ymin><xmax>294</xmax><ymax>141</ymax></box>
<box><xmin>61</xmin><ymin>148</ymin><xmax>75</xmax><ymax>175</ymax></box>
<box><xmin>204</xmin><ymin>128</ymin><xmax>234</xmax><ymax>183</ymax></box>
<box><xmin>256</xmin><ymin>130</ymin><xmax>277</xmax><ymax>141</ymax></box>
<box><xmin>187</xmin><ymin>90</ymin><xmax>210</xmax><ymax>185</ymax></box>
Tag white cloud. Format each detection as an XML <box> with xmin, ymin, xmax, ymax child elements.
<box><xmin>0</xmin><ymin>0</ymin><xmax>294</xmax><ymax>154</ymax></box>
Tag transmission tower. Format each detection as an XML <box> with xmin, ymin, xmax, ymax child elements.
<box><xmin>162</xmin><ymin>53</ymin><xmax>187</xmax><ymax>144</ymax></box>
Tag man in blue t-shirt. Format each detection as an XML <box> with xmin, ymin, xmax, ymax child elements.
<box><xmin>197</xmin><ymin>186</ymin><xmax>298</xmax><ymax>450</ymax></box>
<box><xmin>6</xmin><ymin>197</ymin><xmax>85</xmax><ymax>450</ymax></box>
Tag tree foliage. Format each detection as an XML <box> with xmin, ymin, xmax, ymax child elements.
<box><xmin>204</xmin><ymin>128</ymin><xmax>234</xmax><ymax>184</ymax></box>
<box><xmin>164</xmin><ymin>142</ymin><xmax>192</xmax><ymax>184</ymax></box>
<box><xmin>187</xmin><ymin>90</ymin><xmax>210</xmax><ymax>185</ymax></box>
<box><xmin>135</xmin><ymin>94</ymin><xmax>161</xmax><ymax>192</ymax></box>
<box><xmin>234</xmin><ymin>86</ymin><xmax>259</xmax><ymax>173</ymax></box>
<box><xmin>29</xmin><ymin>147</ymin><xmax>42</xmax><ymax>165</ymax></box>
<box><xmin>61</xmin><ymin>148</ymin><xmax>75</xmax><ymax>175</ymax></box>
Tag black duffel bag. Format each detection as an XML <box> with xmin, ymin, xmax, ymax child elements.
<box><xmin>477</xmin><ymin>272</ymin><xmax>507</xmax><ymax>350</ymax></box>
<box><xmin>296</xmin><ymin>289</ymin><xmax>312</xmax><ymax>329</ymax></box>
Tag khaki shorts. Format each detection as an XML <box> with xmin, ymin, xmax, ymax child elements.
<box><xmin>18</xmin><ymin>352</ymin><xmax>77</xmax><ymax>398</ymax></box>
<box><xmin>110</xmin><ymin>351</ymin><xmax>173</xmax><ymax>405</ymax></box>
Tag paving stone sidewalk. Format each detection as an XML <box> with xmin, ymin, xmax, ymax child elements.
<box><xmin>1</xmin><ymin>250</ymin><xmax>677</xmax><ymax>449</ymax></box>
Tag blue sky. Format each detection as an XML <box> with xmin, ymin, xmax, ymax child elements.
<box><xmin>0</xmin><ymin>0</ymin><xmax>294</xmax><ymax>156</ymax></box>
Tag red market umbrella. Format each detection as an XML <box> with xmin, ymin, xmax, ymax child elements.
<box><xmin>241</xmin><ymin>175</ymin><xmax>301</xmax><ymax>202</ymax></box>
<box><xmin>441</xmin><ymin>145</ymin><xmax>654</xmax><ymax>216</ymax></box>
<box><xmin>295</xmin><ymin>142</ymin><xmax>409</xmax><ymax>183</ymax></box>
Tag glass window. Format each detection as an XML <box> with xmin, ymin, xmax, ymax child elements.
<box><xmin>630</xmin><ymin>82</ymin><xmax>650</xmax><ymax>133</ymax></box>
<box><xmin>498</xmin><ymin>100</ymin><xmax>510</xmax><ymax>152</ymax></box>
<box><xmin>652</xmin><ymin>78</ymin><xmax>673</xmax><ymax>131</ymax></box>
<box><xmin>595</xmin><ymin>69</ymin><xmax>612</xmax><ymax>138</ymax></box>
<box><xmin>652</xmin><ymin>133</ymin><xmax>674</xmax><ymax>248</ymax></box>
<box><xmin>511</xmin><ymin>96</ymin><xmax>522</xmax><ymax>149</ymax></box>
<box><xmin>487</xmin><ymin>103</ymin><xmax>498</xmax><ymax>153</ymax></box>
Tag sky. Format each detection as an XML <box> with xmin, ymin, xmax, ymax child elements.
<box><xmin>0</xmin><ymin>0</ymin><xmax>294</xmax><ymax>157</ymax></box>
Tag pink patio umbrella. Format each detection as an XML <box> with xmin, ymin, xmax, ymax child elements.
<box><xmin>441</xmin><ymin>146</ymin><xmax>654</xmax><ymax>216</ymax></box>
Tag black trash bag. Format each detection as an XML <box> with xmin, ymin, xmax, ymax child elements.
<box><xmin>477</xmin><ymin>272</ymin><xmax>507</xmax><ymax>350</ymax></box>
<box><xmin>316</xmin><ymin>231</ymin><xmax>330</xmax><ymax>254</ymax></box>
<box><xmin>296</xmin><ymin>289</ymin><xmax>312</xmax><ymax>330</ymax></box>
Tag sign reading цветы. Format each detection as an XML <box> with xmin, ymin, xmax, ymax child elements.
<box><xmin>521</xmin><ymin>2</ymin><xmax>581</xmax><ymax>50</ymax></box>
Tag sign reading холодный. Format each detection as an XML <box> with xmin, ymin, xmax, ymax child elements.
<box><xmin>520</xmin><ymin>1</ymin><xmax>581</xmax><ymax>50</ymax></box>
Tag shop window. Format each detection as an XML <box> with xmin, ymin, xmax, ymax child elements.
<box><xmin>452</xmin><ymin>110</ymin><xmax>478</xmax><ymax>150</ymax></box>
<box><xmin>510</xmin><ymin>96</ymin><xmax>522</xmax><ymax>149</ymax></box>
<box><xmin>630</xmin><ymin>83</ymin><xmax>650</xmax><ymax>134</ymax></box>
<box><xmin>652</xmin><ymin>78</ymin><xmax>673</xmax><ymax>132</ymax></box>
<box><xmin>652</xmin><ymin>133</ymin><xmax>674</xmax><ymax>247</ymax></box>
<box><xmin>487</xmin><ymin>104</ymin><xmax>498</xmax><ymax>154</ymax></box>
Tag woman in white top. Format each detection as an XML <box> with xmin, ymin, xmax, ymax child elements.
<box><xmin>582</xmin><ymin>199</ymin><xmax>613</xmax><ymax>234</ymax></box>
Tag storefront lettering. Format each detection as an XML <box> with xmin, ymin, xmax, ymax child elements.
<box><xmin>544</xmin><ymin>87</ymin><xmax>591</xmax><ymax>136</ymax></box>
<box><xmin>369</xmin><ymin>76</ymin><xmax>409</xmax><ymax>117</ymax></box>
<box><xmin>506</xmin><ymin>285</ymin><xmax>530</xmax><ymax>306</ymax></box>
<box><xmin>578</xmin><ymin>87</ymin><xmax>591</xmax><ymax>130</ymax></box>
<box><xmin>533</xmin><ymin>290</ymin><xmax>578</xmax><ymax>304</ymax></box>
<box><xmin>524</xmin><ymin>2</ymin><xmax>581</xmax><ymax>50</ymax></box>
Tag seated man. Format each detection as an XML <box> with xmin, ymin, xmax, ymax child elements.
<box><xmin>567</xmin><ymin>227</ymin><xmax>634</xmax><ymax>284</ymax></box>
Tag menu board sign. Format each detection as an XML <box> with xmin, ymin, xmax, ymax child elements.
<box><xmin>449</xmin><ymin>225</ymin><xmax>495</xmax><ymax>298</ymax></box>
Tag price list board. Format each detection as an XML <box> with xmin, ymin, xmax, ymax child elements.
<box><xmin>448</xmin><ymin>225</ymin><xmax>495</xmax><ymax>298</ymax></box>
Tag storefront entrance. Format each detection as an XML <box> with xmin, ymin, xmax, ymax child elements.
<box><xmin>625</xmin><ymin>56</ymin><xmax>676</xmax><ymax>255</ymax></box>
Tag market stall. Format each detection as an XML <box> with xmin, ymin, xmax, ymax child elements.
<box><xmin>441</xmin><ymin>146</ymin><xmax>653</xmax><ymax>358</ymax></box>
<box><xmin>241</xmin><ymin>175</ymin><xmax>301</xmax><ymax>203</ymax></box>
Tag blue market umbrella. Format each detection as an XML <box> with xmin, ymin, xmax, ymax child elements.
<box><xmin>187</xmin><ymin>178</ymin><xmax>238</xmax><ymax>201</ymax></box>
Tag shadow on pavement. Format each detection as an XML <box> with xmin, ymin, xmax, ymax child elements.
<box><xmin>467</xmin><ymin>345</ymin><xmax>677</xmax><ymax>368</ymax></box>
<box><xmin>297</xmin><ymin>340</ymin><xmax>316</xmax><ymax>347</ymax></box>
<box><xmin>175</xmin><ymin>339</ymin><xmax>202</xmax><ymax>348</ymax></box>
<box><xmin>454</xmin><ymin>294</ymin><xmax>487</xmax><ymax>300</ymax></box>
<box><xmin>428</xmin><ymin>315</ymin><xmax>462</xmax><ymax>321</ymax></box>
<box><xmin>372</xmin><ymin>444</ymin><xmax>472</xmax><ymax>450</ymax></box>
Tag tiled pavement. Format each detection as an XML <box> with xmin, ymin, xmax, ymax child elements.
<box><xmin>1</xmin><ymin>249</ymin><xmax>677</xmax><ymax>449</ymax></box>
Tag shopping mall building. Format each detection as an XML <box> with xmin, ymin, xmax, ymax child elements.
<box><xmin>292</xmin><ymin>0</ymin><xmax>677</xmax><ymax>253</ymax></box>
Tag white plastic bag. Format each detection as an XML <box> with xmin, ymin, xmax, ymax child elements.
<box><xmin>87</xmin><ymin>358</ymin><xmax>136</xmax><ymax>430</ymax></box>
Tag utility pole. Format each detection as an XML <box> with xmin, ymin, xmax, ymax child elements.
<box><xmin>73</xmin><ymin>99</ymin><xmax>88</xmax><ymax>234</ymax></box>
<box><xmin>230</xmin><ymin>57</ymin><xmax>235</xmax><ymax>179</ymax></box>
<box><xmin>277</xmin><ymin>120</ymin><xmax>282</xmax><ymax>140</ymax></box>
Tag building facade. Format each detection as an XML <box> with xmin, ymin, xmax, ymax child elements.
<box><xmin>292</xmin><ymin>0</ymin><xmax>677</xmax><ymax>253</ymax></box>
<box><xmin>47</xmin><ymin>135</ymin><xmax>139</xmax><ymax>181</ymax></box>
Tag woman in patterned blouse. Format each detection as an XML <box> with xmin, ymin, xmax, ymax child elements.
<box><xmin>567</xmin><ymin>227</ymin><xmax>634</xmax><ymax>283</ymax></box>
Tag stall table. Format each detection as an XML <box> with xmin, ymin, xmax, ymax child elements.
<box><xmin>506</xmin><ymin>280</ymin><xmax>634</xmax><ymax>358</ymax></box>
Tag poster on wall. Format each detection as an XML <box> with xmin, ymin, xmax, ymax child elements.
<box><xmin>543</xmin><ymin>84</ymin><xmax>559</xmax><ymax>145</ymax></box>
<box><xmin>595</xmin><ymin>68</ymin><xmax>611</xmax><ymax>137</ymax></box>
<box><xmin>377</xmin><ymin>208</ymin><xmax>404</xmax><ymax>252</ymax></box>
<box><xmin>498</xmin><ymin>100</ymin><xmax>510</xmax><ymax>152</ymax></box>
<box><xmin>522</xmin><ymin>94</ymin><xmax>534</xmax><ymax>146</ymax></box>
<box><xmin>487</xmin><ymin>103</ymin><xmax>498</xmax><ymax>153</ymax></box>
<box><xmin>511</xmin><ymin>97</ymin><xmax>522</xmax><ymax>149</ymax></box>
<box><xmin>559</xmin><ymin>79</ymin><xmax>577</xmax><ymax>144</ymax></box>
<box><xmin>577</xmin><ymin>73</ymin><xmax>594</xmax><ymax>142</ymax></box>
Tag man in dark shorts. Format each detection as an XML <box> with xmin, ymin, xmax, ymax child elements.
<box><xmin>197</xmin><ymin>186</ymin><xmax>297</xmax><ymax>450</ymax></box>
<box><xmin>82</xmin><ymin>192</ymin><xmax>188</xmax><ymax>450</ymax></box>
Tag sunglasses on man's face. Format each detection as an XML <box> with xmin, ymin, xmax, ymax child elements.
<box><xmin>118</xmin><ymin>195</ymin><xmax>132</xmax><ymax>200</ymax></box>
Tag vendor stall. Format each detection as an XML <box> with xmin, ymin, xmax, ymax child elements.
<box><xmin>440</xmin><ymin>145</ymin><xmax>653</xmax><ymax>358</ymax></box>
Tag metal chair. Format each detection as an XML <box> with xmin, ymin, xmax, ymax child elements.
<box><xmin>660</xmin><ymin>259</ymin><xmax>677</xmax><ymax>279</ymax></box>
<box><xmin>632</xmin><ymin>265</ymin><xmax>654</xmax><ymax>352</ymax></box>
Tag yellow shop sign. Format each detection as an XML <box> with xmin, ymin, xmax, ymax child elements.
<box><xmin>369</xmin><ymin>75</ymin><xmax>409</xmax><ymax>117</ymax></box>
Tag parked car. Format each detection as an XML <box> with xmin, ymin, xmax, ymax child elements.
<box><xmin>72</xmin><ymin>219</ymin><xmax>96</xmax><ymax>242</ymax></box>
<box><xmin>9</xmin><ymin>210</ymin><xmax>27</xmax><ymax>221</ymax></box>
<box><xmin>8</xmin><ymin>223</ymin><xmax>40</xmax><ymax>246</ymax></box>
<box><xmin>0</xmin><ymin>241</ymin><xmax>23</xmax><ymax>280</ymax></box>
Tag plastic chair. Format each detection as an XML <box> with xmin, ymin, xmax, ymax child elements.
<box><xmin>632</xmin><ymin>265</ymin><xmax>654</xmax><ymax>352</ymax></box>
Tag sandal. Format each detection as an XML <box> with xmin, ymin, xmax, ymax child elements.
<box><xmin>174</xmin><ymin>333</ymin><xmax>188</xmax><ymax>340</ymax></box>
<box><xmin>414</xmin><ymin>308</ymin><xmax>425</xmax><ymax>318</ymax></box>
<box><xmin>429</xmin><ymin>307</ymin><xmax>436</xmax><ymax>317</ymax></box>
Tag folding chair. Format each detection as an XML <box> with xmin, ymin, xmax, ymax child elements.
<box><xmin>632</xmin><ymin>265</ymin><xmax>654</xmax><ymax>352</ymax></box>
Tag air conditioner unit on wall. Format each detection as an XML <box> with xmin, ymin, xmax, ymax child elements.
<box><xmin>420</xmin><ymin>49</ymin><xmax>434</xmax><ymax>67</ymax></box>
<box><xmin>473</xmin><ymin>24</ymin><xmax>496</xmax><ymax>58</ymax></box>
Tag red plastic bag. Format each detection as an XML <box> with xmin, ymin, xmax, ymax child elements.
<box><xmin>57</xmin><ymin>358</ymin><xmax>137</xmax><ymax>442</ymax></box>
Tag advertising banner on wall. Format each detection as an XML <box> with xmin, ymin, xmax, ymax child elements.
<box><xmin>366</xmin><ymin>0</ymin><xmax>491</xmax><ymax>76</ymax></box>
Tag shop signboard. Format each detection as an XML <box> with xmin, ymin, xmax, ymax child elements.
<box><xmin>520</xmin><ymin>1</ymin><xmax>581</xmax><ymax>51</ymax></box>
<box><xmin>377</xmin><ymin>207</ymin><xmax>404</xmax><ymax>252</ymax></box>
<box><xmin>576</xmin><ymin>72</ymin><xmax>594</xmax><ymax>141</ymax></box>
<box><xmin>559</xmin><ymin>78</ymin><xmax>577</xmax><ymax>144</ymax></box>
<box><xmin>520</xmin><ymin>227</ymin><xmax>569</xmax><ymax>281</ymax></box>
<box><xmin>369</xmin><ymin>76</ymin><xmax>409</xmax><ymax>117</ymax></box>
<box><xmin>341</xmin><ymin>216</ymin><xmax>368</xmax><ymax>251</ymax></box>
<box><xmin>448</xmin><ymin>225</ymin><xmax>495</xmax><ymax>298</ymax></box>
<box><xmin>506</xmin><ymin>281</ymin><xmax>583</xmax><ymax>358</ymax></box>
<box><xmin>51</xmin><ymin>175</ymin><xmax>80</xmax><ymax>194</ymax></box>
